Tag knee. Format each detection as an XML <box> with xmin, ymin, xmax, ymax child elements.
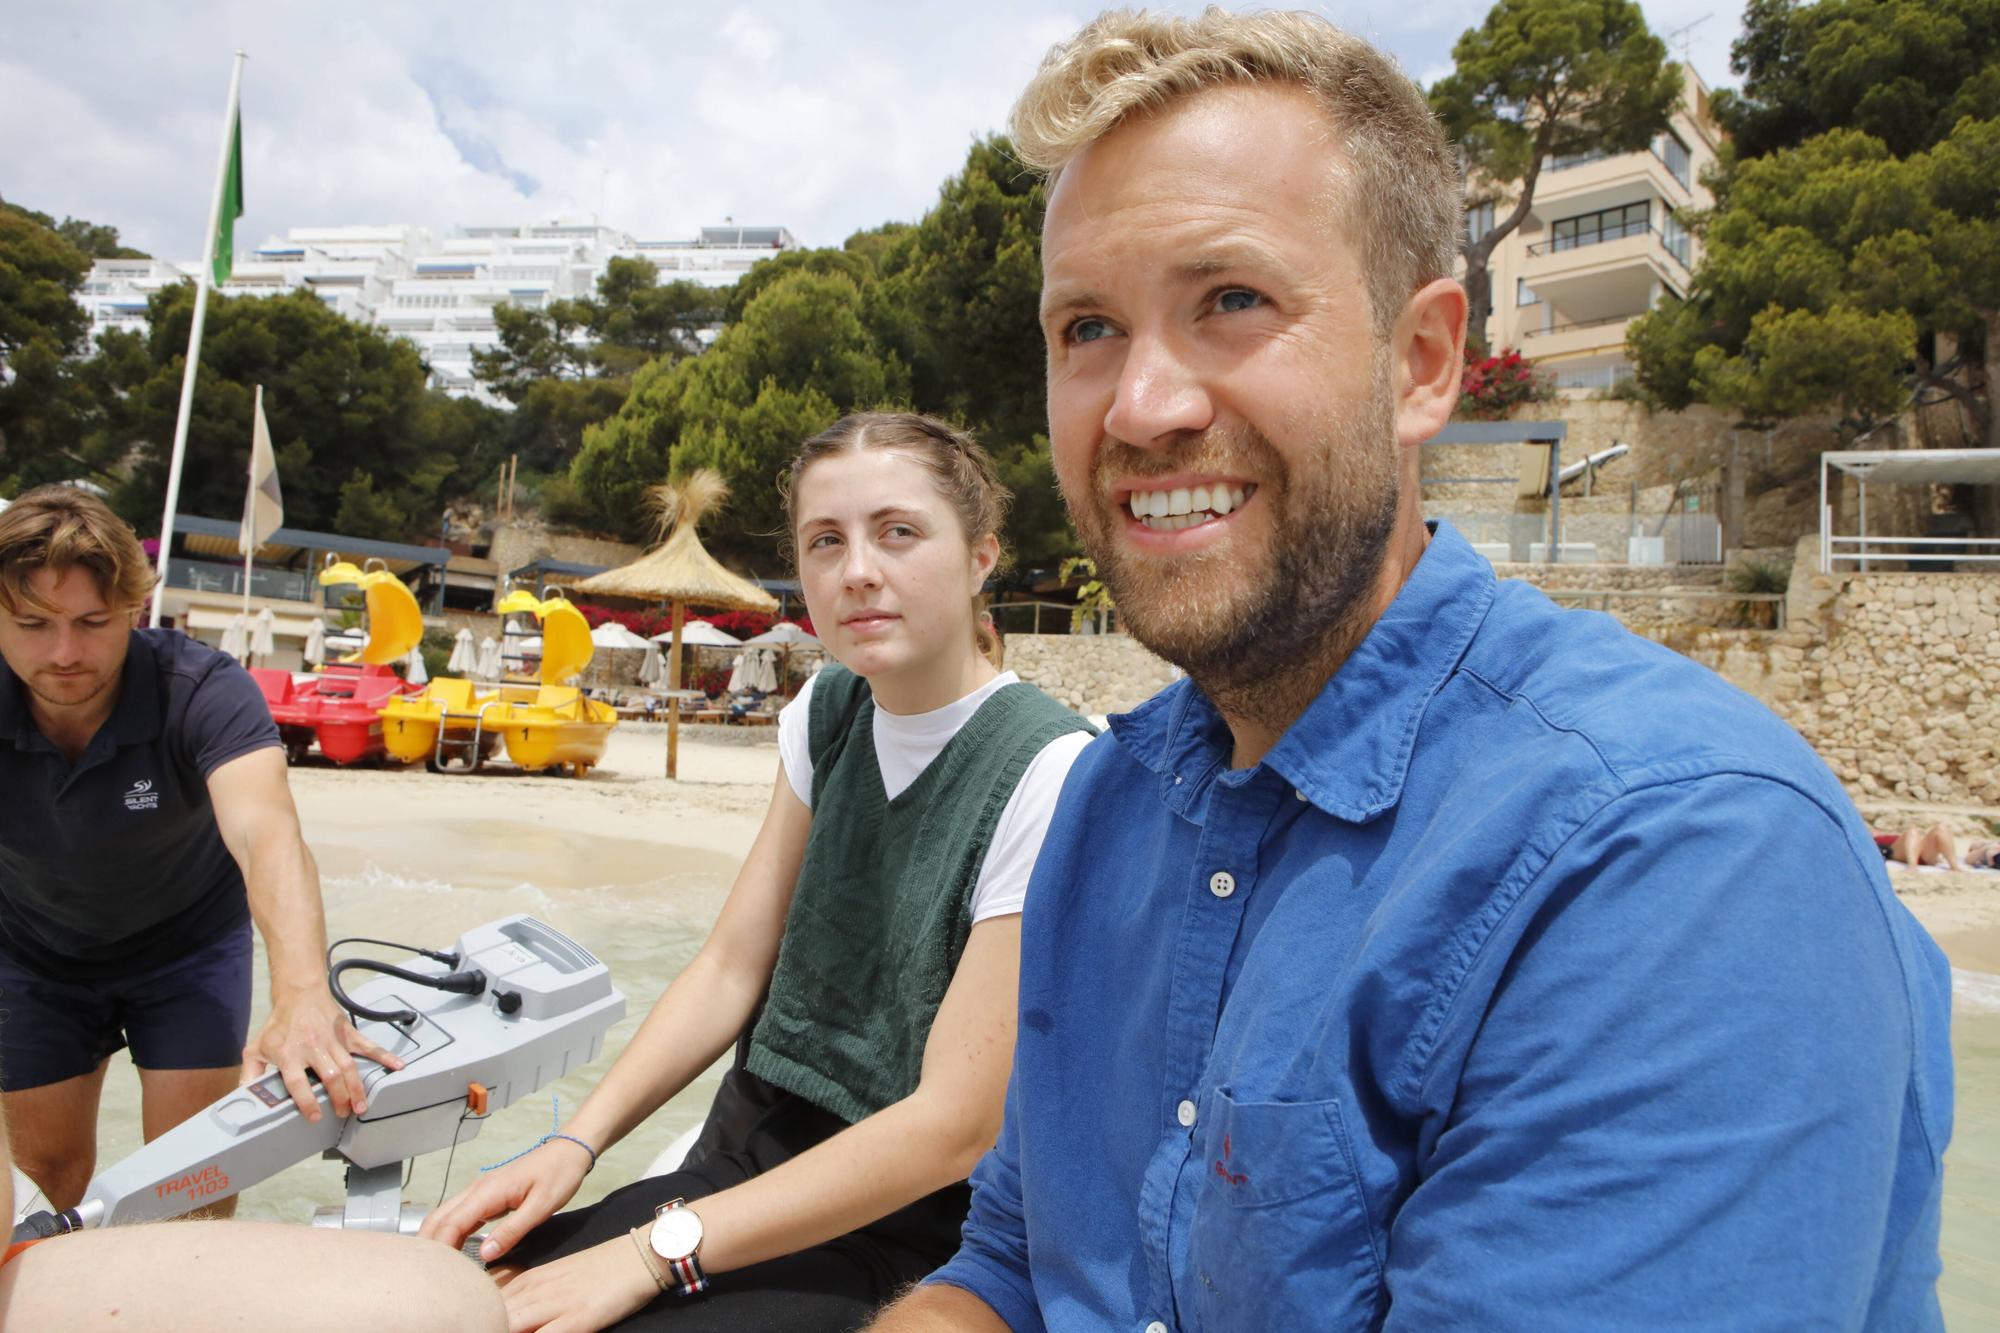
<box><xmin>12</xmin><ymin>1150</ymin><xmax>94</xmax><ymax>1206</ymax></box>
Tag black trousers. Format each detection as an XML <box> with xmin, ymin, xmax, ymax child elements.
<box><xmin>503</xmin><ymin>1068</ymin><xmax>971</xmax><ymax>1332</ymax></box>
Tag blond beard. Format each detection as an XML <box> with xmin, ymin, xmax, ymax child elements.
<box><xmin>1066</xmin><ymin>363</ymin><xmax>1400</xmax><ymax>735</ymax></box>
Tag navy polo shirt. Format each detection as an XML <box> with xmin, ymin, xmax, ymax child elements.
<box><xmin>0</xmin><ymin>629</ymin><xmax>280</xmax><ymax>978</ymax></box>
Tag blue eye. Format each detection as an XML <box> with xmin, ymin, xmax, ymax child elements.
<box><xmin>1216</xmin><ymin>288</ymin><xmax>1263</xmax><ymax>313</ymax></box>
<box><xmin>806</xmin><ymin>532</ymin><xmax>841</xmax><ymax>551</ymax></box>
<box><xmin>1067</xmin><ymin>316</ymin><xmax>1113</xmax><ymax>345</ymax></box>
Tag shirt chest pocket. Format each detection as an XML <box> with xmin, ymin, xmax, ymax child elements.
<box><xmin>1184</xmin><ymin>1088</ymin><xmax>1386</xmax><ymax>1331</ymax></box>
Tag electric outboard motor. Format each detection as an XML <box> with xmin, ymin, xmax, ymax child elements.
<box><xmin>13</xmin><ymin>915</ymin><xmax>623</xmax><ymax>1239</ymax></box>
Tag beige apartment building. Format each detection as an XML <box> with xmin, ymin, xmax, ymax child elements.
<box><xmin>1466</xmin><ymin>66</ymin><xmax>1723</xmax><ymax>392</ymax></box>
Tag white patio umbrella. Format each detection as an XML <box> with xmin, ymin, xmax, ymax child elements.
<box><xmin>590</xmin><ymin>622</ymin><xmax>653</xmax><ymax>650</ymax></box>
<box><xmin>219</xmin><ymin>613</ymin><xmax>249</xmax><ymax>661</ymax></box>
<box><xmin>740</xmin><ymin>622</ymin><xmax>819</xmax><ymax>649</ymax></box>
<box><xmin>446</xmin><ymin>627</ymin><xmax>477</xmax><ymax>673</ymax></box>
<box><xmin>249</xmin><ymin>607</ymin><xmax>276</xmax><ymax>661</ymax></box>
<box><xmin>726</xmin><ymin>654</ymin><xmax>746</xmax><ymax>694</ymax></box>
<box><xmin>639</xmin><ymin>641</ymin><xmax>664</xmax><ymax>686</ymax></box>
<box><xmin>741</xmin><ymin>622</ymin><xmax>819</xmax><ymax>692</ymax></box>
<box><xmin>405</xmin><ymin>648</ymin><xmax>429</xmax><ymax>685</ymax></box>
<box><xmin>304</xmin><ymin>617</ymin><xmax>327</xmax><ymax>666</ymax></box>
<box><xmin>656</xmin><ymin>620</ymin><xmax>743</xmax><ymax>649</ymax></box>
<box><xmin>475</xmin><ymin>636</ymin><xmax>503</xmax><ymax>680</ymax></box>
<box><xmin>752</xmin><ymin>648</ymin><xmax>779</xmax><ymax>693</ymax></box>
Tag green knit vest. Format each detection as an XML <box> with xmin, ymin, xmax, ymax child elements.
<box><xmin>745</xmin><ymin>665</ymin><xmax>1094</xmax><ymax>1124</ymax></box>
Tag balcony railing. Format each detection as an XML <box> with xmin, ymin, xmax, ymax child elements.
<box><xmin>164</xmin><ymin>558</ymin><xmax>312</xmax><ymax>602</ymax></box>
<box><xmin>1524</xmin><ymin>312</ymin><xmax>1649</xmax><ymax>338</ymax></box>
<box><xmin>1525</xmin><ymin>224</ymin><xmax>1689</xmax><ymax>272</ymax></box>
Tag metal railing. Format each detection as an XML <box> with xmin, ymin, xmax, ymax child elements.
<box><xmin>164</xmin><ymin>558</ymin><xmax>312</xmax><ymax>602</ymax></box>
<box><xmin>1524</xmin><ymin>313</ymin><xmax>1646</xmax><ymax>338</ymax></box>
<box><xmin>1526</xmin><ymin>224</ymin><xmax>1690</xmax><ymax>272</ymax></box>
<box><xmin>1825</xmin><ymin>535</ymin><xmax>2000</xmax><ymax>570</ymax></box>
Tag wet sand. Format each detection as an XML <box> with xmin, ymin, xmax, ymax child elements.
<box><xmin>75</xmin><ymin>728</ymin><xmax>2000</xmax><ymax>1320</ymax></box>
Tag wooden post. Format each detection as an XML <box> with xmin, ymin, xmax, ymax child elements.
<box><xmin>665</xmin><ymin>599</ymin><xmax>686</xmax><ymax>779</ymax></box>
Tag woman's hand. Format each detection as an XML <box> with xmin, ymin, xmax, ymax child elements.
<box><xmin>419</xmin><ymin>1139</ymin><xmax>594</xmax><ymax>1262</ymax></box>
<box><xmin>498</xmin><ymin>1235</ymin><xmax>661</xmax><ymax>1333</ymax></box>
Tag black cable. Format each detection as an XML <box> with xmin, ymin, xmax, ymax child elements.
<box><xmin>329</xmin><ymin>958</ymin><xmax>488</xmax><ymax>1026</ymax></box>
<box><xmin>435</xmin><ymin>1105</ymin><xmax>489</xmax><ymax>1212</ymax></box>
<box><xmin>325</xmin><ymin>935</ymin><xmax>461</xmax><ymax>972</ymax></box>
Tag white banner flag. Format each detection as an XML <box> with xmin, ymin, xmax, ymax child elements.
<box><xmin>240</xmin><ymin>384</ymin><xmax>283</xmax><ymax>555</ymax></box>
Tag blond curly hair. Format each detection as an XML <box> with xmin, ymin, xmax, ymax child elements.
<box><xmin>1011</xmin><ymin>7</ymin><xmax>1460</xmax><ymax>333</ymax></box>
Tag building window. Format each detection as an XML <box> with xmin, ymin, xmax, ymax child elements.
<box><xmin>1653</xmin><ymin>131</ymin><xmax>1692</xmax><ymax>189</ymax></box>
<box><xmin>1550</xmin><ymin>200</ymin><xmax>1650</xmax><ymax>252</ymax></box>
<box><xmin>1662</xmin><ymin>210</ymin><xmax>1691</xmax><ymax>268</ymax></box>
<box><xmin>1465</xmin><ymin>201</ymin><xmax>1495</xmax><ymax>248</ymax></box>
<box><xmin>1517</xmin><ymin>278</ymin><xmax>1540</xmax><ymax>306</ymax></box>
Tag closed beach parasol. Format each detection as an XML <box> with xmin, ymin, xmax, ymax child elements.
<box><xmin>220</xmin><ymin>613</ymin><xmax>249</xmax><ymax>662</ymax></box>
<box><xmin>574</xmin><ymin>470</ymin><xmax>777</xmax><ymax>778</ymax></box>
<box><xmin>249</xmin><ymin>607</ymin><xmax>276</xmax><ymax>662</ymax></box>
<box><xmin>475</xmin><ymin>635</ymin><xmax>502</xmax><ymax>681</ymax></box>
<box><xmin>447</xmin><ymin>627</ymin><xmax>477</xmax><ymax>674</ymax></box>
<box><xmin>304</xmin><ymin>617</ymin><xmax>327</xmax><ymax>667</ymax></box>
<box><xmin>639</xmin><ymin>640</ymin><xmax>664</xmax><ymax>686</ymax></box>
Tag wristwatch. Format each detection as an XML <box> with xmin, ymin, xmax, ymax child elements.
<box><xmin>642</xmin><ymin>1198</ymin><xmax>709</xmax><ymax>1296</ymax></box>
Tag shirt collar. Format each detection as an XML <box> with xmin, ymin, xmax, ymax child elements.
<box><xmin>105</xmin><ymin>629</ymin><xmax>164</xmax><ymax>746</ymax></box>
<box><xmin>1108</xmin><ymin>520</ymin><xmax>1494</xmax><ymax>823</ymax></box>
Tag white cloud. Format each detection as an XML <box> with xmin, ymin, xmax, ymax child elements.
<box><xmin>0</xmin><ymin>1</ymin><xmax>1741</xmax><ymax>262</ymax></box>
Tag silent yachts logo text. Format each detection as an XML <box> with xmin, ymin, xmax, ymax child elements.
<box><xmin>123</xmin><ymin>779</ymin><xmax>159</xmax><ymax>812</ymax></box>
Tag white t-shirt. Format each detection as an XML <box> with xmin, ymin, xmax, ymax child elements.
<box><xmin>777</xmin><ymin>672</ymin><xmax>1092</xmax><ymax>924</ymax></box>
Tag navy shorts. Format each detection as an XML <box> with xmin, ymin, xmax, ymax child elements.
<box><xmin>0</xmin><ymin>926</ymin><xmax>253</xmax><ymax>1091</ymax></box>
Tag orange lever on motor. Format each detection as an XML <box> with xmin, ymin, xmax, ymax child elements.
<box><xmin>466</xmin><ymin>1082</ymin><xmax>489</xmax><ymax>1117</ymax></box>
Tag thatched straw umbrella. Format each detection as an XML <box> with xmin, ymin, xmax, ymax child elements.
<box><xmin>574</xmin><ymin>470</ymin><xmax>778</xmax><ymax>778</ymax></box>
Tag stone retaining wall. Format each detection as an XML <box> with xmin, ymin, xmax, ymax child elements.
<box><xmin>1004</xmin><ymin>632</ymin><xmax>1179</xmax><ymax>717</ymax></box>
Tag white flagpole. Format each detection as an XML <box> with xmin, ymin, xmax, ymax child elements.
<box><xmin>150</xmin><ymin>49</ymin><xmax>247</xmax><ymax>629</ymax></box>
<box><xmin>239</xmin><ymin>382</ymin><xmax>260</xmax><ymax>659</ymax></box>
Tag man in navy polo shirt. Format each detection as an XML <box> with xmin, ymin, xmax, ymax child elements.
<box><xmin>874</xmin><ymin>10</ymin><xmax>1951</xmax><ymax>1330</ymax></box>
<box><xmin>0</xmin><ymin>485</ymin><xmax>395</xmax><ymax>1214</ymax></box>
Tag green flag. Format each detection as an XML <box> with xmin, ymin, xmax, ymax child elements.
<box><xmin>212</xmin><ymin>109</ymin><xmax>243</xmax><ymax>286</ymax></box>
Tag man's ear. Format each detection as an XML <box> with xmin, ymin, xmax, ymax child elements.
<box><xmin>1392</xmin><ymin>277</ymin><xmax>1468</xmax><ymax>450</ymax></box>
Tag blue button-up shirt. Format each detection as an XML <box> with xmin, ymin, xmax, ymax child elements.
<box><xmin>931</xmin><ymin>522</ymin><xmax>1951</xmax><ymax>1331</ymax></box>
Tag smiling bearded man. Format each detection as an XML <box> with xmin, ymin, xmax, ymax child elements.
<box><xmin>867</xmin><ymin>9</ymin><xmax>1951</xmax><ymax>1333</ymax></box>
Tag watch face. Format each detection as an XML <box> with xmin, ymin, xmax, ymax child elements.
<box><xmin>650</xmin><ymin>1206</ymin><xmax>703</xmax><ymax>1262</ymax></box>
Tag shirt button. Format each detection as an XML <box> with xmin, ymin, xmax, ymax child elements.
<box><xmin>1296</xmin><ymin>787</ymin><xmax>1308</xmax><ymax>801</ymax></box>
<box><xmin>1147</xmin><ymin>1323</ymin><xmax>1169</xmax><ymax>1333</ymax></box>
<box><xmin>1209</xmin><ymin>870</ymin><xmax>1236</xmax><ymax>898</ymax></box>
<box><xmin>1176</xmin><ymin>1098</ymin><xmax>1197</xmax><ymax>1128</ymax></box>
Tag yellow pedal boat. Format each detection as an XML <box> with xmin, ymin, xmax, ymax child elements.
<box><xmin>381</xmin><ymin>589</ymin><xmax>616</xmax><ymax>776</ymax></box>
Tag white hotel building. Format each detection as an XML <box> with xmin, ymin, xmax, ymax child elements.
<box><xmin>77</xmin><ymin>221</ymin><xmax>798</xmax><ymax>400</ymax></box>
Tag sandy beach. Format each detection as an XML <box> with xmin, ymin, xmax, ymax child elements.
<box><xmin>72</xmin><ymin>722</ymin><xmax>2000</xmax><ymax>1320</ymax></box>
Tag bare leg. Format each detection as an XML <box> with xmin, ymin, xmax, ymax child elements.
<box><xmin>2</xmin><ymin>1060</ymin><xmax>109</xmax><ymax>1210</ymax></box>
<box><xmin>0</xmin><ymin>1222</ymin><xmax>506</xmax><ymax>1332</ymax></box>
<box><xmin>1921</xmin><ymin>824</ymin><xmax>1964</xmax><ymax>872</ymax></box>
<box><xmin>1895</xmin><ymin>829</ymin><xmax>1922</xmax><ymax>870</ymax></box>
<box><xmin>136</xmin><ymin>1065</ymin><xmax>242</xmax><ymax>1220</ymax></box>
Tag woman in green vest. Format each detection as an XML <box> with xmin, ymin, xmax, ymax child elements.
<box><xmin>423</xmin><ymin>413</ymin><xmax>1096</xmax><ymax>1332</ymax></box>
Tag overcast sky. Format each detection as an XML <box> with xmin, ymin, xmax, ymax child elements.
<box><xmin>2</xmin><ymin>1</ymin><xmax>1741</xmax><ymax>263</ymax></box>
